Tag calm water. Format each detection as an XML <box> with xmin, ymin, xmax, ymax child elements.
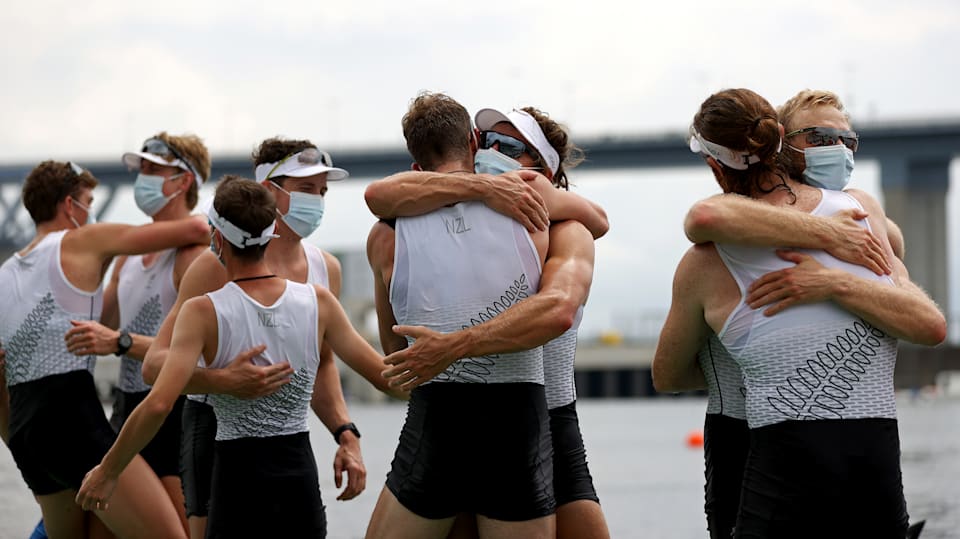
<box><xmin>0</xmin><ymin>396</ymin><xmax>957</xmax><ymax>539</ymax></box>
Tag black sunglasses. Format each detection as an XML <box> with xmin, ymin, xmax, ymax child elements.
<box><xmin>480</xmin><ymin>131</ymin><xmax>540</xmax><ymax>161</ymax></box>
<box><xmin>786</xmin><ymin>126</ymin><xmax>859</xmax><ymax>152</ymax></box>
<box><xmin>142</xmin><ymin>138</ymin><xmax>197</xmax><ymax>175</ymax></box>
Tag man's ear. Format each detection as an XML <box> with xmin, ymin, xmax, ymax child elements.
<box><xmin>181</xmin><ymin>172</ymin><xmax>195</xmax><ymax>193</ymax></box>
<box><xmin>470</xmin><ymin>128</ymin><xmax>480</xmax><ymax>153</ymax></box>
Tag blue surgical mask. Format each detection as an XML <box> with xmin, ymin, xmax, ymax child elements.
<box><xmin>134</xmin><ymin>173</ymin><xmax>183</xmax><ymax>217</ymax></box>
<box><xmin>800</xmin><ymin>145</ymin><xmax>855</xmax><ymax>190</ymax></box>
<box><xmin>271</xmin><ymin>181</ymin><xmax>325</xmax><ymax>238</ymax></box>
<box><xmin>474</xmin><ymin>148</ymin><xmax>523</xmax><ymax>175</ymax></box>
<box><xmin>69</xmin><ymin>197</ymin><xmax>95</xmax><ymax>228</ymax></box>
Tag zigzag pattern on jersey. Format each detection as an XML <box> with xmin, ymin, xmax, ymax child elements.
<box><xmin>5</xmin><ymin>294</ymin><xmax>58</xmax><ymax>384</ymax></box>
<box><xmin>429</xmin><ymin>273</ymin><xmax>537</xmax><ymax>384</ymax></box>
<box><xmin>741</xmin><ymin>318</ymin><xmax>897</xmax><ymax>428</ymax></box>
<box><xmin>118</xmin><ymin>294</ymin><xmax>163</xmax><ymax>392</ymax></box>
<box><xmin>5</xmin><ymin>293</ymin><xmax>95</xmax><ymax>385</ymax></box>
<box><xmin>211</xmin><ymin>367</ymin><xmax>315</xmax><ymax>441</ymax></box>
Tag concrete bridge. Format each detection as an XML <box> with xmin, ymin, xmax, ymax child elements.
<box><xmin>4</xmin><ymin>120</ymin><xmax>960</xmax><ymax>400</ymax></box>
<box><xmin>2</xmin><ymin>118</ymin><xmax>958</xmax><ymax>316</ymax></box>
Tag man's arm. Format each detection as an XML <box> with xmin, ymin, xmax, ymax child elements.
<box><xmin>310</xmin><ymin>251</ymin><xmax>351</xmax><ymax>444</ymax></box>
<box><xmin>652</xmin><ymin>246</ymin><xmax>711</xmax><ymax>392</ymax></box>
<box><xmin>365</xmin><ymin>170</ymin><xmax>609</xmax><ymax>238</ymax></box>
<box><xmin>143</xmin><ymin>251</ymin><xmax>293</xmax><ymax>397</ymax></box>
<box><xmin>305</xmin><ymin>254</ymin><xmax>367</xmax><ymax>502</ymax></box>
<box><xmin>70</xmin><ymin>216</ymin><xmax>210</xmax><ymax>261</ymax></box>
<box><xmin>76</xmin><ymin>297</ymin><xmax>211</xmax><ymax>510</ymax></box>
<box><xmin>886</xmin><ymin>218</ymin><xmax>905</xmax><ymax>260</ymax></box>
<box><xmin>748</xmin><ymin>251</ymin><xmax>946</xmax><ymax>346</ymax></box>
<box><xmin>311</xmin><ymin>251</ymin><xmax>349</xmax><ymax>431</ymax></box>
<box><xmin>366</xmin><ymin>222</ymin><xmax>407</xmax><ymax>355</ymax></box>
<box><xmin>684</xmin><ymin>193</ymin><xmax>890</xmax><ymax>275</ymax></box>
<box><xmin>517</xmin><ymin>170</ymin><xmax>609</xmax><ymax>239</ymax></box>
<box><xmin>365</xmin><ymin>170</ymin><xmax>548</xmax><ymax>231</ymax></box>
<box><xmin>64</xmin><ymin>256</ymin><xmax>131</xmax><ymax>357</ymax></box>
<box><xmin>315</xmin><ymin>286</ymin><xmax>406</xmax><ymax>400</ymax></box>
<box><xmin>382</xmin><ymin>221</ymin><xmax>595</xmax><ymax>389</ymax></box>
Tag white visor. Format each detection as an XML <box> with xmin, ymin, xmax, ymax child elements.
<box><xmin>122</xmin><ymin>151</ymin><xmax>202</xmax><ymax>189</ymax></box>
<box><xmin>254</xmin><ymin>148</ymin><xmax>349</xmax><ymax>183</ymax></box>
<box><xmin>206</xmin><ymin>202</ymin><xmax>279</xmax><ymax>248</ymax></box>
<box><xmin>688</xmin><ymin>129</ymin><xmax>762</xmax><ymax>171</ymax></box>
<box><xmin>475</xmin><ymin>108</ymin><xmax>561</xmax><ymax>176</ymax></box>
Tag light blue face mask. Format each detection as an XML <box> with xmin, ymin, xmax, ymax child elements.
<box><xmin>799</xmin><ymin>144</ymin><xmax>855</xmax><ymax>190</ymax></box>
<box><xmin>69</xmin><ymin>197</ymin><xmax>96</xmax><ymax>228</ymax></box>
<box><xmin>271</xmin><ymin>181</ymin><xmax>325</xmax><ymax>238</ymax></box>
<box><xmin>474</xmin><ymin>148</ymin><xmax>523</xmax><ymax>175</ymax></box>
<box><xmin>134</xmin><ymin>173</ymin><xmax>183</xmax><ymax>217</ymax></box>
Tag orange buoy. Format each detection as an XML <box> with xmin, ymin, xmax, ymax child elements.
<box><xmin>686</xmin><ymin>429</ymin><xmax>704</xmax><ymax>448</ymax></box>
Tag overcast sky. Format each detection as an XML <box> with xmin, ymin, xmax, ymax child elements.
<box><xmin>3</xmin><ymin>1</ymin><xmax>959</xmax><ymax>337</ymax></box>
<box><xmin>2</xmin><ymin>0</ymin><xmax>959</xmax><ymax>162</ymax></box>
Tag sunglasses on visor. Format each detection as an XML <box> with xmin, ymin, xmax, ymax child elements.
<box><xmin>263</xmin><ymin>147</ymin><xmax>333</xmax><ymax>181</ymax></box>
<box><xmin>480</xmin><ymin>131</ymin><xmax>540</xmax><ymax>161</ymax></box>
<box><xmin>142</xmin><ymin>138</ymin><xmax>197</xmax><ymax>175</ymax></box>
<box><xmin>786</xmin><ymin>126</ymin><xmax>859</xmax><ymax>152</ymax></box>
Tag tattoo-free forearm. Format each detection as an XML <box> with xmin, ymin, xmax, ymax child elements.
<box><xmin>685</xmin><ymin>195</ymin><xmax>835</xmax><ymax>247</ymax></box>
<box><xmin>365</xmin><ymin>172</ymin><xmax>489</xmax><ymax>218</ymax></box>
<box><xmin>830</xmin><ymin>268</ymin><xmax>946</xmax><ymax>345</ymax></box>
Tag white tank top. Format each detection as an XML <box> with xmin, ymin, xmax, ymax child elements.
<box><xmin>391</xmin><ymin>202</ymin><xmax>544</xmax><ymax>384</ymax></box>
<box><xmin>544</xmin><ymin>306</ymin><xmax>583</xmax><ymax>409</ymax></box>
<box><xmin>187</xmin><ymin>241</ymin><xmax>329</xmax><ymax>403</ymax></box>
<box><xmin>116</xmin><ymin>249</ymin><xmax>178</xmax><ymax>392</ymax></box>
<box><xmin>303</xmin><ymin>242</ymin><xmax>330</xmax><ymax>289</ymax></box>
<box><xmin>0</xmin><ymin>231</ymin><xmax>104</xmax><ymax>386</ymax></box>
<box><xmin>715</xmin><ymin>189</ymin><xmax>898</xmax><ymax>428</ymax></box>
<box><xmin>205</xmin><ymin>280</ymin><xmax>320</xmax><ymax>441</ymax></box>
<box><xmin>699</xmin><ymin>333</ymin><xmax>746</xmax><ymax>420</ymax></box>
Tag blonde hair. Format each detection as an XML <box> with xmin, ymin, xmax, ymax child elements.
<box><xmin>777</xmin><ymin>89</ymin><xmax>848</xmax><ymax>133</ymax></box>
<box><xmin>776</xmin><ymin>90</ymin><xmax>849</xmax><ymax>180</ymax></box>
<box><xmin>152</xmin><ymin>131</ymin><xmax>211</xmax><ymax>209</ymax></box>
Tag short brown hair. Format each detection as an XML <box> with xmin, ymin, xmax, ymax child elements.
<box><xmin>520</xmin><ymin>107</ymin><xmax>584</xmax><ymax>190</ymax></box>
<box><xmin>212</xmin><ymin>175</ymin><xmax>276</xmax><ymax>261</ymax></box>
<box><xmin>401</xmin><ymin>92</ymin><xmax>473</xmax><ymax>171</ymax></box>
<box><xmin>22</xmin><ymin>161</ymin><xmax>98</xmax><ymax>224</ymax></box>
<box><xmin>692</xmin><ymin>88</ymin><xmax>785</xmax><ymax>197</ymax></box>
<box><xmin>251</xmin><ymin>137</ymin><xmax>317</xmax><ymax>185</ymax></box>
<box><xmin>151</xmin><ymin>132</ymin><xmax>211</xmax><ymax>210</ymax></box>
<box><xmin>776</xmin><ymin>89</ymin><xmax>849</xmax><ymax>181</ymax></box>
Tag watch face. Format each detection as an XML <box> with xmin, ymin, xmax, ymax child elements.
<box><xmin>118</xmin><ymin>333</ymin><xmax>133</xmax><ymax>350</ymax></box>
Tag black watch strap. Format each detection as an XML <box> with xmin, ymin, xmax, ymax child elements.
<box><xmin>116</xmin><ymin>331</ymin><xmax>133</xmax><ymax>356</ymax></box>
<box><xmin>333</xmin><ymin>422</ymin><xmax>360</xmax><ymax>444</ymax></box>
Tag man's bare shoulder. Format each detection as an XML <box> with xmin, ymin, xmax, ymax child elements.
<box><xmin>181</xmin><ymin>250</ymin><xmax>229</xmax><ymax>296</ymax></box>
<box><xmin>366</xmin><ymin>221</ymin><xmax>396</xmax><ymax>264</ymax></box>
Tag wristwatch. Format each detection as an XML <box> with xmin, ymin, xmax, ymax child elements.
<box><xmin>116</xmin><ymin>331</ymin><xmax>133</xmax><ymax>356</ymax></box>
<box><xmin>333</xmin><ymin>422</ymin><xmax>361</xmax><ymax>444</ymax></box>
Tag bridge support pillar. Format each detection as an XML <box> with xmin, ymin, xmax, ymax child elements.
<box><xmin>879</xmin><ymin>156</ymin><xmax>951</xmax><ymax>317</ymax></box>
